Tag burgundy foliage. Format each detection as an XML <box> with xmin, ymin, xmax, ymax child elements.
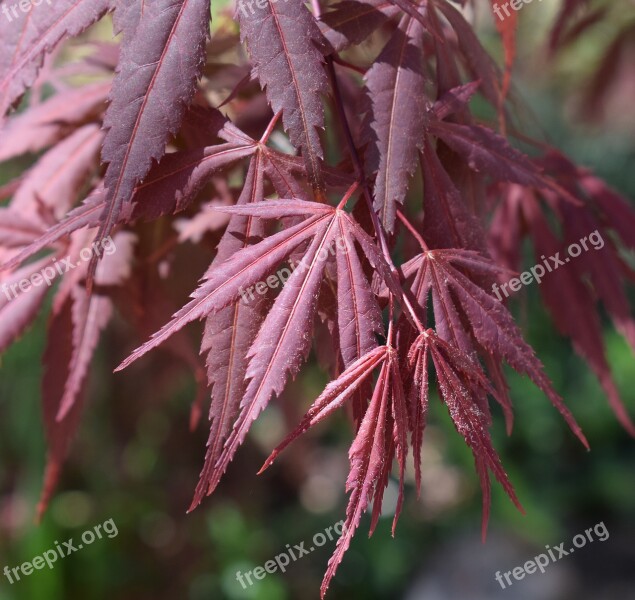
<box><xmin>0</xmin><ymin>0</ymin><xmax>633</xmax><ymax>595</ymax></box>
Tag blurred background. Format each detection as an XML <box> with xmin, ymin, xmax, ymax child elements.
<box><xmin>1</xmin><ymin>1</ymin><xmax>635</xmax><ymax>599</ymax></box>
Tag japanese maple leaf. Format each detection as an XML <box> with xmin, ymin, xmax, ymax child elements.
<box><xmin>0</xmin><ymin>0</ymin><xmax>113</xmax><ymax>122</ymax></box>
<box><xmin>363</xmin><ymin>13</ymin><xmax>428</xmax><ymax>232</ymax></box>
<box><xmin>258</xmin><ymin>344</ymin><xmax>408</xmax><ymax>597</ymax></box>
<box><xmin>237</xmin><ymin>0</ymin><xmax>329</xmax><ymax>194</ymax></box>
<box><xmin>116</xmin><ymin>194</ymin><xmax>390</xmax><ymax>496</ymax></box>
<box><xmin>401</xmin><ymin>247</ymin><xmax>589</xmax><ymax>448</ymax></box>
<box><xmin>92</xmin><ymin>0</ymin><xmax>211</xmax><ymax>281</ymax></box>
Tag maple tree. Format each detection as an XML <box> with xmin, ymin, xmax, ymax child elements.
<box><xmin>0</xmin><ymin>0</ymin><xmax>633</xmax><ymax>595</ymax></box>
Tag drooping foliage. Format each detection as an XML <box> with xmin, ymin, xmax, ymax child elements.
<box><xmin>0</xmin><ymin>0</ymin><xmax>633</xmax><ymax>595</ymax></box>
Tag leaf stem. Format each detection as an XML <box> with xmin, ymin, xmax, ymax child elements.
<box><xmin>397</xmin><ymin>209</ymin><xmax>429</xmax><ymax>251</ymax></box>
<box><xmin>332</xmin><ymin>55</ymin><xmax>366</xmax><ymax>76</ymax></box>
<box><xmin>259</xmin><ymin>110</ymin><xmax>282</xmax><ymax>144</ymax></box>
<box><xmin>337</xmin><ymin>181</ymin><xmax>360</xmax><ymax>209</ymax></box>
